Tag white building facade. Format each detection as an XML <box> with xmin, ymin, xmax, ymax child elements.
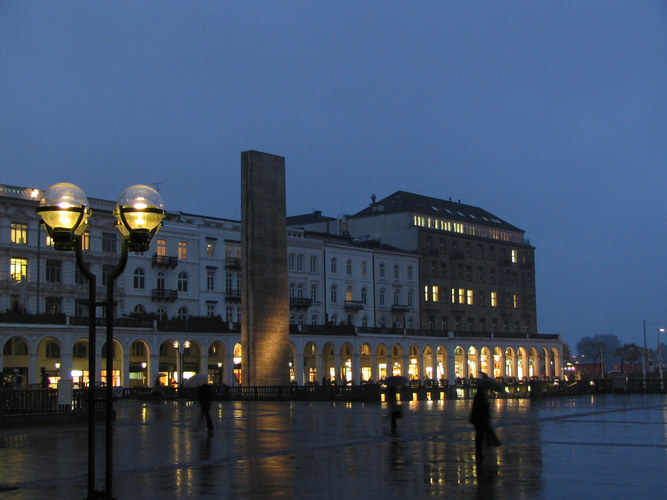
<box><xmin>0</xmin><ymin>184</ymin><xmax>562</xmax><ymax>389</ymax></box>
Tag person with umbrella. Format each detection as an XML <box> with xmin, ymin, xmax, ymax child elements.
<box><xmin>385</xmin><ymin>375</ymin><xmax>408</xmax><ymax>432</ymax></box>
<box><xmin>186</xmin><ymin>373</ymin><xmax>214</xmax><ymax>434</ymax></box>
<box><xmin>470</xmin><ymin>374</ymin><xmax>501</xmax><ymax>459</ymax></box>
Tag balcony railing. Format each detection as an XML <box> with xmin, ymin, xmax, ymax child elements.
<box><xmin>343</xmin><ymin>300</ymin><xmax>364</xmax><ymax>311</ymax></box>
<box><xmin>151</xmin><ymin>289</ymin><xmax>178</xmax><ymax>302</ymax></box>
<box><xmin>225</xmin><ymin>289</ymin><xmax>242</xmax><ymax>301</ymax></box>
<box><xmin>0</xmin><ymin>312</ymin><xmax>67</xmax><ymax>325</ymax></box>
<box><xmin>225</xmin><ymin>257</ymin><xmax>241</xmax><ymax>269</ymax></box>
<box><xmin>152</xmin><ymin>254</ymin><xmax>178</xmax><ymax>268</ymax></box>
<box><xmin>290</xmin><ymin>297</ymin><xmax>312</xmax><ymax>308</ymax></box>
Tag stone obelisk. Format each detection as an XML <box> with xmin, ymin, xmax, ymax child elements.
<box><xmin>240</xmin><ymin>150</ymin><xmax>290</xmax><ymax>386</ymax></box>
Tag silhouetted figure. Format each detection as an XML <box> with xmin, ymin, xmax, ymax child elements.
<box><xmin>40</xmin><ymin>367</ymin><xmax>49</xmax><ymax>389</ymax></box>
<box><xmin>470</xmin><ymin>387</ymin><xmax>500</xmax><ymax>459</ymax></box>
<box><xmin>198</xmin><ymin>384</ymin><xmax>214</xmax><ymax>434</ymax></box>
<box><xmin>387</xmin><ymin>386</ymin><xmax>402</xmax><ymax>432</ymax></box>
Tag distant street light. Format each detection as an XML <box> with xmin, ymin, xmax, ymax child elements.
<box><xmin>37</xmin><ymin>182</ymin><xmax>164</xmax><ymax>500</ymax></box>
<box><xmin>173</xmin><ymin>340</ymin><xmax>191</xmax><ymax>392</ymax></box>
<box><xmin>658</xmin><ymin>328</ymin><xmax>665</xmax><ymax>390</ymax></box>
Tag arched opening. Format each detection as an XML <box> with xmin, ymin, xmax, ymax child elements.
<box><xmin>101</xmin><ymin>339</ymin><xmax>123</xmax><ymax>387</ymax></box>
<box><xmin>129</xmin><ymin>339</ymin><xmax>149</xmax><ymax>388</ymax></box>
<box><xmin>360</xmin><ymin>343</ymin><xmax>372</xmax><ymax>382</ymax></box>
<box><xmin>208</xmin><ymin>341</ymin><xmax>226</xmax><ymax>385</ymax></box>
<box><xmin>303</xmin><ymin>342</ymin><xmax>318</xmax><ymax>384</ymax></box>
<box><xmin>322</xmin><ymin>342</ymin><xmax>335</xmax><ymax>383</ymax></box>
<box><xmin>233</xmin><ymin>343</ymin><xmax>242</xmax><ymax>385</ymax></box>
<box><xmin>340</xmin><ymin>343</ymin><xmax>353</xmax><ymax>385</ymax></box>
<box><xmin>376</xmin><ymin>344</ymin><xmax>389</xmax><ymax>381</ymax></box>
<box><xmin>505</xmin><ymin>347</ymin><xmax>515</xmax><ymax>380</ymax></box>
<box><xmin>391</xmin><ymin>344</ymin><xmax>404</xmax><ymax>376</ymax></box>
<box><xmin>467</xmin><ymin>346</ymin><xmax>478</xmax><ymax>382</ymax></box>
<box><xmin>454</xmin><ymin>345</ymin><xmax>465</xmax><ymax>379</ymax></box>
<box><xmin>2</xmin><ymin>336</ymin><xmax>29</xmax><ymax>387</ymax></box>
<box><xmin>37</xmin><ymin>336</ymin><xmax>62</xmax><ymax>388</ymax></box>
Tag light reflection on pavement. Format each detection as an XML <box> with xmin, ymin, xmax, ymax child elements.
<box><xmin>0</xmin><ymin>394</ymin><xmax>665</xmax><ymax>499</ymax></box>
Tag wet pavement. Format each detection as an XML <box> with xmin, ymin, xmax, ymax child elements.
<box><xmin>0</xmin><ymin>394</ymin><xmax>665</xmax><ymax>499</ymax></box>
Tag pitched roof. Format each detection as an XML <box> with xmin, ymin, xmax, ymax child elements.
<box><xmin>351</xmin><ymin>191</ymin><xmax>523</xmax><ymax>232</ymax></box>
<box><xmin>286</xmin><ymin>211</ymin><xmax>336</xmax><ymax>226</ymax></box>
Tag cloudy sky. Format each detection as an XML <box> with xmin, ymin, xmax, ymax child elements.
<box><xmin>1</xmin><ymin>1</ymin><xmax>665</xmax><ymax>349</ymax></box>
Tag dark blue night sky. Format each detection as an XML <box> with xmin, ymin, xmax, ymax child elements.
<box><xmin>1</xmin><ymin>1</ymin><xmax>665</xmax><ymax>348</ymax></box>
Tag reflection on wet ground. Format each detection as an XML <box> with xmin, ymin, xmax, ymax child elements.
<box><xmin>0</xmin><ymin>394</ymin><xmax>665</xmax><ymax>499</ymax></box>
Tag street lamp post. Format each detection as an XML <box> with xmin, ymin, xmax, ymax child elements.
<box><xmin>173</xmin><ymin>340</ymin><xmax>191</xmax><ymax>394</ymax></box>
<box><xmin>658</xmin><ymin>328</ymin><xmax>665</xmax><ymax>390</ymax></box>
<box><xmin>37</xmin><ymin>183</ymin><xmax>164</xmax><ymax>500</ymax></box>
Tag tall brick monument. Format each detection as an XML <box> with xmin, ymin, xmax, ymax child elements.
<box><xmin>240</xmin><ymin>150</ymin><xmax>291</xmax><ymax>386</ymax></box>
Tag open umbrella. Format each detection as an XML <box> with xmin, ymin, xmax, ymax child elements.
<box><xmin>184</xmin><ymin>373</ymin><xmax>209</xmax><ymax>388</ymax></box>
<box><xmin>476</xmin><ymin>372</ymin><xmax>505</xmax><ymax>393</ymax></box>
<box><xmin>384</xmin><ymin>375</ymin><xmax>409</xmax><ymax>387</ymax></box>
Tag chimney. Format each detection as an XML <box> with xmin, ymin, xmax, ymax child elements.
<box><xmin>371</xmin><ymin>194</ymin><xmax>376</xmax><ymax>205</ymax></box>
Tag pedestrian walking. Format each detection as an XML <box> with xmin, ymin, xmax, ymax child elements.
<box><xmin>197</xmin><ymin>383</ymin><xmax>214</xmax><ymax>434</ymax></box>
<box><xmin>470</xmin><ymin>387</ymin><xmax>500</xmax><ymax>459</ymax></box>
<box><xmin>40</xmin><ymin>367</ymin><xmax>49</xmax><ymax>388</ymax></box>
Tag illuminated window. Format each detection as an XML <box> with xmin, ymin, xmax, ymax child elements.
<box><xmin>45</xmin><ymin>297</ymin><xmax>61</xmax><ymax>314</ymax></box>
<box><xmin>490</xmin><ymin>292</ymin><xmax>498</xmax><ymax>307</ymax></box>
<box><xmin>157</xmin><ymin>239</ymin><xmax>166</xmax><ymax>256</ymax></box>
<box><xmin>346</xmin><ymin>287</ymin><xmax>353</xmax><ymax>302</ymax></box>
<box><xmin>11</xmin><ymin>223</ymin><xmax>27</xmax><ymax>244</ymax></box>
<box><xmin>81</xmin><ymin>231</ymin><xmax>90</xmax><ymax>250</ymax></box>
<box><xmin>466</xmin><ymin>289</ymin><xmax>474</xmax><ymax>305</ymax></box>
<box><xmin>431</xmin><ymin>286</ymin><xmax>439</xmax><ymax>303</ymax></box>
<box><xmin>178</xmin><ymin>241</ymin><xmax>187</xmax><ymax>260</ymax></box>
<box><xmin>10</xmin><ymin>258</ymin><xmax>28</xmax><ymax>281</ymax></box>
<box><xmin>46</xmin><ymin>235</ymin><xmax>54</xmax><ymax>247</ymax></box>
<box><xmin>206</xmin><ymin>239</ymin><xmax>216</xmax><ymax>258</ymax></box>
<box><xmin>458</xmin><ymin>288</ymin><xmax>465</xmax><ymax>304</ymax></box>
<box><xmin>513</xmin><ymin>294</ymin><xmax>518</xmax><ymax>309</ymax></box>
<box><xmin>425</xmin><ymin>285</ymin><xmax>430</xmax><ymax>302</ymax></box>
<box><xmin>511</xmin><ymin>249</ymin><xmax>518</xmax><ymax>264</ymax></box>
